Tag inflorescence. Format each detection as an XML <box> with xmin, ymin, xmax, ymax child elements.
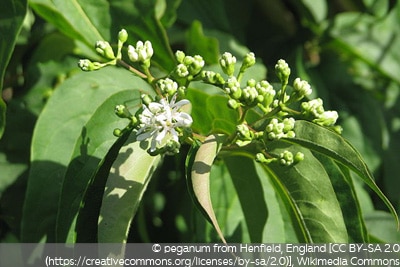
<box><xmin>78</xmin><ymin>29</ymin><xmax>342</xmax><ymax>165</ymax></box>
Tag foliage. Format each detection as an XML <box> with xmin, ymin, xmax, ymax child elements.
<box><xmin>1</xmin><ymin>0</ymin><xmax>400</xmax><ymax>244</ymax></box>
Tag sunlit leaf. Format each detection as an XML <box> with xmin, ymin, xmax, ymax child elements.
<box><xmin>98</xmin><ymin>133</ymin><xmax>162</xmax><ymax>243</ymax></box>
<box><xmin>21</xmin><ymin>67</ymin><xmax>151</xmax><ymax>242</ymax></box>
<box><xmin>29</xmin><ymin>0</ymin><xmax>110</xmax><ymax>47</ymax></box>
<box><xmin>286</xmin><ymin>120</ymin><xmax>399</xmax><ymax>229</ymax></box>
<box><xmin>186</xmin><ymin>134</ymin><xmax>227</xmax><ymax>243</ymax></box>
<box><xmin>265</xmin><ymin>142</ymin><xmax>349</xmax><ymax>242</ymax></box>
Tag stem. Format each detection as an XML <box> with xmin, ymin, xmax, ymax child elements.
<box><xmin>116</xmin><ymin>59</ymin><xmax>147</xmax><ymax>79</ymax></box>
<box><xmin>238</xmin><ymin>108</ymin><xmax>249</xmax><ymax>124</ymax></box>
<box><xmin>142</xmin><ymin>65</ymin><xmax>155</xmax><ymax>84</ymax></box>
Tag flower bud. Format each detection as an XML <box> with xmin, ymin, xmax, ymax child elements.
<box><xmin>128</xmin><ymin>40</ymin><xmax>154</xmax><ymax>66</ymax></box>
<box><xmin>294</xmin><ymin>152</ymin><xmax>305</xmax><ymax>163</ymax></box>
<box><xmin>236</xmin><ymin>124</ymin><xmax>253</xmax><ymax>141</ymax></box>
<box><xmin>227</xmin><ymin>99</ymin><xmax>240</xmax><ymax>109</ymax></box>
<box><xmin>201</xmin><ymin>71</ymin><xmax>225</xmax><ymax>85</ymax></box>
<box><xmin>219</xmin><ymin>52</ymin><xmax>236</xmax><ymax>76</ymax></box>
<box><xmin>275</xmin><ymin>59</ymin><xmax>291</xmax><ymax>86</ymax></box>
<box><xmin>118</xmin><ymin>29</ymin><xmax>128</xmax><ymax>43</ymax></box>
<box><xmin>158</xmin><ymin>78</ymin><xmax>178</xmax><ymax>96</ymax></box>
<box><xmin>176</xmin><ymin>64</ymin><xmax>189</xmax><ymax>78</ymax></box>
<box><xmin>78</xmin><ymin>59</ymin><xmax>103</xmax><ymax>71</ymax></box>
<box><xmin>188</xmin><ymin>55</ymin><xmax>205</xmax><ymax>76</ymax></box>
<box><xmin>95</xmin><ymin>41</ymin><xmax>115</xmax><ymax>59</ymax></box>
<box><xmin>113</xmin><ymin>128</ymin><xmax>123</xmax><ymax>137</ymax></box>
<box><xmin>293</xmin><ymin>78</ymin><xmax>312</xmax><ymax>97</ymax></box>
<box><xmin>242</xmin><ymin>52</ymin><xmax>256</xmax><ymax>70</ymax></box>
<box><xmin>115</xmin><ymin>104</ymin><xmax>132</xmax><ymax>118</ymax></box>
<box><xmin>175</xmin><ymin>50</ymin><xmax>186</xmax><ymax>63</ymax></box>
<box><xmin>313</xmin><ymin>110</ymin><xmax>339</xmax><ymax>127</ymax></box>
<box><xmin>224</xmin><ymin>77</ymin><xmax>241</xmax><ymax>99</ymax></box>
<box><xmin>242</xmin><ymin>86</ymin><xmax>258</xmax><ymax>106</ymax></box>
<box><xmin>141</xmin><ymin>94</ymin><xmax>153</xmax><ymax>106</ymax></box>
<box><xmin>280</xmin><ymin>150</ymin><xmax>294</xmax><ymax>166</ymax></box>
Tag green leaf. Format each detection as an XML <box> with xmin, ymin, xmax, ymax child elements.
<box><xmin>21</xmin><ymin>67</ymin><xmax>151</xmax><ymax>242</ymax></box>
<box><xmin>186</xmin><ymin>88</ymin><xmax>238</xmax><ymax>135</ymax></box>
<box><xmin>74</xmin><ymin>129</ymin><xmax>131</xmax><ymax>243</ymax></box>
<box><xmin>55</xmin><ymin>89</ymin><xmax>150</xmax><ymax>243</ymax></box>
<box><xmin>185</xmin><ymin>20</ymin><xmax>220</xmax><ymax>64</ymax></box>
<box><xmin>313</xmin><ymin>153</ymin><xmax>368</xmax><ymax>242</ymax></box>
<box><xmin>223</xmin><ymin>156</ymin><xmax>267</xmax><ymax>243</ymax></box>
<box><xmin>265</xmin><ymin>142</ymin><xmax>349</xmax><ymax>243</ymax></box>
<box><xmin>186</xmin><ymin>134</ymin><xmax>227</xmax><ymax>243</ymax></box>
<box><xmin>29</xmin><ymin>0</ymin><xmax>110</xmax><ymax>47</ymax></box>
<box><xmin>98</xmin><ymin>133</ymin><xmax>162</xmax><ymax>243</ymax></box>
<box><xmin>365</xmin><ymin>210</ymin><xmax>400</xmax><ymax>242</ymax></box>
<box><xmin>0</xmin><ymin>0</ymin><xmax>27</xmax><ymax>138</ymax></box>
<box><xmin>286</xmin><ymin>120</ymin><xmax>399</xmax><ymax>229</ymax></box>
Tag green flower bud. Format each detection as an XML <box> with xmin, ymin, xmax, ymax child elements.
<box><xmin>247</xmin><ymin>79</ymin><xmax>257</xmax><ymax>87</ymax></box>
<box><xmin>286</xmin><ymin>130</ymin><xmax>296</xmax><ymax>138</ymax></box>
<box><xmin>275</xmin><ymin>59</ymin><xmax>291</xmax><ymax>86</ymax></box>
<box><xmin>280</xmin><ymin>150</ymin><xmax>294</xmax><ymax>166</ymax></box>
<box><xmin>256</xmin><ymin>80</ymin><xmax>276</xmax><ymax>110</ymax></box>
<box><xmin>95</xmin><ymin>41</ymin><xmax>115</xmax><ymax>59</ymax></box>
<box><xmin>224</xmin><ymin>77</ymin><xmax>242</xmax><ymax>99</ymax></box>
<box><xmin>78</xmin><ymin>59</ymin><xmax>104</xmax><ymax>71</ymax></box>
<box><xmin>175</xmin><ymin>50</ymin><xmax>186</xmax><ymax>63</ymax></box>
<box><xmin>118</xmin><ymin>29</ymin><xmax>128</xmax><ymax>43</ymax></box>
<box><xmin>294</xmin><ymin>152</ymin><xmax>305</xmax><ymax>163</ymax></box>
<box><xmin>128</xmin><ymin>40</ymin><xmax>154</xmax><ymax>66</ymax></box>
<box><xmin>282</xmin><ymin>117</ymin><xmax>295</xmax><ymax>132</ymax></box>
<box><xmin>293</xmin><ymin>77</ymin><xmax>312</xmax><ymax>97</ymax></box>
<box><xmin>130</xmin><ymin>116</ymin><xmax>138</xmax><ymax>126</ymax></box>
<box><xmin>242</xmin><ymin>52</ymin><xmax>256</xmax><ymax>69</ymax></box>
<box><xmin>219</xmin><ymin>52</ymin><xmax>236</xmax><ymax>76</ymax></box>
<box><xmin>264</xmin><ymin>117</ymin><xmax>296</xmax><ymax>140</ymax></box>
<box><xmin>236</xmin><ymin>124</ymin><xmax>253</xmax><ymax>141</ymax></box>
<box><xmin>301</xmin><ymin>98</ymin><xmax>324</xmax><ymax>116</ymax></box>
<box><xmin>176</xmin><ymin>64</ymin><xmax>189</xmax><ymax>78</ymax></box>
<box><xmin>256</xmin><ymin>153</ymin><xmax>268</xmax><ymax>163</ymax></box>
<box><xmin>313</xmin><ymin>110</ymin><xmax>339</xmax><ymax>127</ymax></box>
<box><xmin>242</xmin><ymin>86</ymin><xmax>258</xmax><ymax>105</ymax></box>
<box><xmin>115</xmin><ymin>104</ymin><xmax>132</xmax><ymax>118</ymax></box>
<box><xmin>187</xmin><ymin>55</ymin><xmax>205</xmax><ymax>76</ymax></box>
<box><xmin>228</xmin><ymin>99</ymin><xmax>240</xmax><ymax>109</ymax></box>
<box><xmin>113</xmin><ymin>128</ymin><xmax>123</xmax><ymax>137</ymax></box>
<box><xmin>178</xmin><ymin>86</ymin><xmax>187</xmax><ymax>97</ymax></box>
<box><xmin>201</xmin><ymin>71</ymin><xmax>225</xmax><ymax>85</ymax></box>
<box><xmin>141</xmin><ymin>94</ymin><xmax>153</xmax><ymax>106</ymax></box>
<box><xmin>158</xmin><ymin>78</ymin><xmax>178</xmax><ymax>96</ymax></box>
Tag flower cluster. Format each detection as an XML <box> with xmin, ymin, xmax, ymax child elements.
<box><xmin>302</xmin><ymin>98</ymin><xmax>341</xmax><ymax>132</ymax></box>
<box><xmin>174</xmin><ymin>51</ymin><xmax>205</xmax><ymax>83</ymax></box>
<box><xmin>128</xmin><ymin>41</ymin><xmax>154</xmax><ymax>67</ymax></box>
<box><xmin>264</xmin><ymin>117</ymin><xmax>296</xmax><ymax>141</ymax></box>
<box><xmin>79</xmin><ymin>29</ymin><xmax>342</xmax><ymax>163</ymax></box>
<box><xmin>136</xmin><ymin>95</ymin><xmax>192</xmax><ymax>155</ymax></box>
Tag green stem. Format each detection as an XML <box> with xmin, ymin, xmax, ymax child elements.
<box><xmin>116</xmin><ymin>59</ymin><xmax>147</xmax><ymax>79</ymax></box>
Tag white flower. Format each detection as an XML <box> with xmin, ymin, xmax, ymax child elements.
<box><xmin>136</xmin><ymin>94</ymin><xmax>192</xmax><ymax>152</ymax></box>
